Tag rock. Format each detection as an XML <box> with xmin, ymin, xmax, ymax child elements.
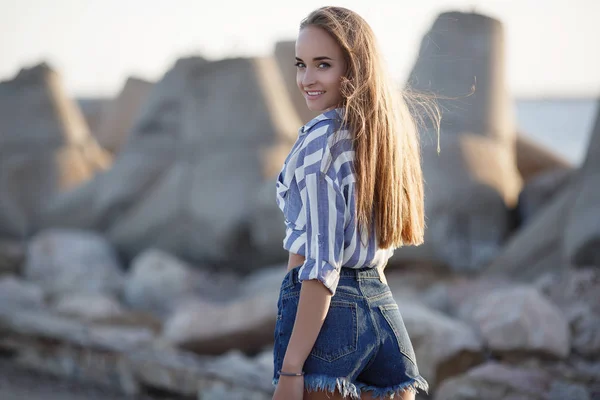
<box><xmin>458</xmin><ymin>286</ymin><xmax>570</xmax><ymax>358</ymax></box>
<box><xmin>483</xmin><ymin>185</ymin><xmax>572</xmax><ymax>282</ymax></box>
<box><xmin>77</xmin><ymin>96</ymin><xmax>112</xmax><ymax>140</ymax></box>
<box><xmin>546</xmin><ymin>381</ymin><xmax>590</xmax><ymax>400</ymax></box>
<box><xmin>398</xmin><ymin>300</ymin><xmax>484</xmax><ymax>386</ymax></box>
<box><xmin>401</xmin><ymin>12</ymin><xmax>522</xmax><ymax>271</ymax></box>
<box><xmin>0</xmin><ymin>305</ymin><xmax>154</xmax><ymax>352</ymax></box>
<box><xmin>515</xmin><ymin>133</ymin><xmax>572</xmax><ymax>182</ymax></box>
<box><xmin>274</xmin><ymin>41</ymin><xmax>318</xmax><ymax>125</ymax></box>
<box><xmin>536</xmin><ymin>268</ymin><xmax>600</xmax><ymax>357</ymax></box>
<box><xmin>129</xmin><ymin>348</ymin><xmax>274</xmax><ymax>397</ymax></box>
<box><xmin>434</xmin><ymin>362</ymin><xmax>552</xmax><ymax>400</ymax></box>
<box><xmin>419</xmin><ymin>276</ymin><xmax>511</xmax><ymax>316</ymax></box>
<box><xmin>24</xmin><ymin>229</ymin><xmax>124</xmax><ymax>296</ymax></box>
<box><xmin>248</xmin><ymin>180</ymin><xmax>288</xmax><ymax>263</ymax></box>
<box><xmin>95</xmin><ymin>77</ymin><xmax>153</xmax><ymax>153</ymax></box>
<box><xmin>238</xmin><ymin>264</ymin><xmax>287</xmax><ymax>298</ymax></box>
<box><xmin>517</xmin><ymin>167</ymin><xmax>572</xmax><ymax>225</ymax></box>
<box><xmin>162</xmin><ymin>288</ymin><xmax>278</xmax><ymax>355</ymax></box>
<box><xmin>0</xmin><ymin>239</ymin><xmax>25</xmax><ymax>275</ymax></box>
<box><xmin>0</xmin><ymin>276</ymin><xmax>45</xmax><ymax>308</ymax></box>
<box><xmin>52</xmin><ymin>293</ymin><xmax>124</xmax><ymax>321</ymax></box>
<box><xmin>565</xmin><ymin>100</ymin><xmax>600</xmax><ymax>267</ymax></box>
<box><xmin>0</xmin><ymin>63</ymin><xmax>111</xmax><ymax>238</ymax></box>
<box><xmin>200</xmin><ymin>350</ymin><xmax>273</xmax><ymax>399</ymax></box>
<box><xmin>41</xmin><ymin>56</ymin><xmax>300</xmax><ymax>272</ymax></box>
<box><xmin>124</xmin><ymin>249</ymin><xmax>238</xmax><ymax>316</ymax></box>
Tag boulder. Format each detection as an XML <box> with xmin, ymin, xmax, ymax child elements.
<box><xmin>517</xmin><ymin>167</ymin><xmax>572</xmax><ymax>224</ymax></box>
<box><xmin>162</xmin><ymin>288</ymin><xmax>278</xmax><ymax>355</ymax></box>
<box><xmin>458</xmin><ymin>286</ymin><xmax>570</xmax><ymax>358</ymax></box>
<box><xmin>435</xmin><ymin>362</ymin><xmax>552</xmax><ymax>400</ymax></box>
<box><xmin>24</xmin><ymin>229</ymin><xmax>124</xmax><ymax>296</ymax></box>
<box><xmin>77</xmin><ymin>96</ymin><xmax>112</xmax><ymax>140</ymax></box>
<box><xmin>0</xmin><ymin>63</ymin><xmax>110</xmax><ymax>238</ymax></box>
<box><xmin>41</xmin><ymin>56</ymin><xmax>300</xmax><ymax>272</ymax></box>
<box><xmin>0</xmin><ymin>276</ymin><xmax>45</xmax><ymax>308</ymax></box>
<box><xmin>565</xmin><ymin>100</ymin><xmax>600</xmax><ymax>266</ymax></box>
<box><xmin>516</xmin><ymin>133</ymin><xmax>572</xmax><ymax>182</ymax></box>
<box><xmin>94</xmin><ymin>77</ymin><xmax>153</xmax><ymax>153</ymax></box>
<box><xmin>123</xmin><ymin>248</ymin><xmax>238</xmax><ymax>316</ymax></box>
<box><xmin>398</xmin><ymin>300</ymin><xmax>484</xmax><ymax>386</ymax></box>
<box><xmin>537</xmin><ymin>268</ymin><xmax>600</xmax><ymax>357</ymax></box>
<box><xmin>52</xmin><ymin>292</ymin><xmax>124</xmax><ymax>321</ymax></box>
<box><xmin>484</xmin><ymin>184</ymin><xmax>573</xmax><ymax>282</ymax></box>
<box><xmin>0</xmin><ymin>239</ymin><xmax>25</xmax><ymax>275</ymax></box>
<box><xmin>399</xmin><ymin>12</ymin><xmax>522</xmax><ymax>271</ymax></box>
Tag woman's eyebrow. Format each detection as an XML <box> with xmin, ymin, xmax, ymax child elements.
<box><xmin>295</xmin><ymin>56</ymin><xmax>334</xmax><ymax>62</ymax></box>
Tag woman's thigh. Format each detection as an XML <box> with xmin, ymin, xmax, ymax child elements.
<box><xmin>303</xmin><ymin>389</ymin><xmax>415</xmax><ymax>400</ymax></box>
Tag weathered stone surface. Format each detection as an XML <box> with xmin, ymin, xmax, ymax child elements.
<box><xmin>94</xmin><ymin>77</ymin><xmax>153</xmax><ymax>153</ymax></box>
<box><xmin>0</xmin><ymin>307</ymin><xmax>272</xmax><ymax>398</ymax></box>
<box><xmin>434</xmin><ymin>362</ymin><xmax>552</xmax><ymax>400</ymax></box>
<box><xmin>248</xmin><ymin>180</ymin><xmax>288</xmax><ymax>263</ymax></box>
<box><xmin>24</xmin><ymin>229</ymin><xmax>124</xmax><ymax>296</ymax></box>
<box><xmin>517</xmin><ymin>167</ymin><xmax>572</xmax><ymax>225</ymax></box>
<box><xmin>0</xmin><ymin>305</ymin><xmax>154</xmax><ymax>352</ymax></box>
<box><xmin>515</xmin><ymin>134</ymin><xmax>572</xmax><ymax>182</ymax></box>
<box><xmin>458</xmin><ymin>286</ymin><xmax>570</xmax><ymax>358</ymax></box>
<box><xmin>565</xmin><ymin>100</ymin><xmax>600</xmax><ymax>267</ymax></box>
<box><xmin>484</xmin><ymin>185</ymin><xmax>572</xmax><ymax>282</ymax></box>
<box><xmin>77</xmin><ymin>96</ymin><xmax>112</xmax><ymax>141</ymax></box>
<box><xmin>401</xmin><ymin>12</ymin><xmax>521</xmax><ymax>271</ymax></box>
<box><xmin>398</xmin><ymin>300</ymin><xmax>484</xmax><ymax>385</ymax></box>
<box><xmin>0</xmin><ymin>239</ymin><xmax>25</xmax><ymax>275</ymax></box>
<box><xmin>0</xmin><ymin>63</ymin><xmax>110</xmax><ymax>238</ymax></box>
<box><xmin>419</xmin><ymin>276</ymin><xmax>510</xmax><ymax>316</ymax></box>
<box><xmin>123</xmin><ymin>249</ymin><xmax>219</xmax><ymax>316</ymax></box>
<box><xmin>0</xmin><ymin>276</ymin><xmax>45</xmax><ymax>308</ymax></box>
<box><xmin>41</xmin><ymin>56</ymin><xmax>300</xmax><ymax>272</ymax></box>
<box><xmin>537</xmin><ymin>268</ymin><xmax>600</xmax><ymax>357</ymax></box>
<box><xmin>52</xmin><ymin>293</ymin><xmax>124</xmax><ymax>321</ymax></box>
<box><xmin>162</xmin><ymin>287</ymin><xmax>277</xmax><ymax>355</ymax></box>
<box><xmin>274</xmin><ymin>41</ymin><xmax>318</xmax><ymax>125</ymax></box>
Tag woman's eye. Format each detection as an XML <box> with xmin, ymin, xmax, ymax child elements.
<box><xmin>318</xmin><ymin>63</ymin><xmax>331</xmax><ymax>69</ymax></box>
<box><xmin>294</xmin><ymin>62</ymin><xmax>306</xmax><ymax>68</ymax></box>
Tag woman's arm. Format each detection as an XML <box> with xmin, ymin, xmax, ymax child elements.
<box><xmin>281</xmin><ymin>279</ymin><xmax>332</xmax><ymax>372</ymax></box>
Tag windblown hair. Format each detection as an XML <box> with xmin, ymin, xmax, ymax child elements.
<box><xmin>300</xmin><ymin>6</ymin><xmax>440</xmax><ymax>249</ymax></box>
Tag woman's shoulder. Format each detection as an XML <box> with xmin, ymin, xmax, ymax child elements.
<box><xmin>301</xmin><ymin>108</ymin><xmax>349</xmax><ymax>148</ymax></box>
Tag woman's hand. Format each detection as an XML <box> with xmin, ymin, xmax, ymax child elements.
<box><xmin>272</xmin><ymin>375</ymin><xmax>304</xmax><ymax>400</ymax></box>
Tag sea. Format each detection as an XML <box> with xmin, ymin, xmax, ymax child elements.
<box><xmin>514</xmin><ymin>98</ymin><xmax>598</xmax><ymax>166</ymax></box>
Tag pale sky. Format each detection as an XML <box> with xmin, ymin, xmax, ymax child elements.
<box><xmin>1</xmin><ymin>0</ymin><xmax>599</xmax><ymax>98</ymax></box>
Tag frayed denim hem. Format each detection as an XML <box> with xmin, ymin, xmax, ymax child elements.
<box><xmin>356</xmin><ymin>375</ymin><xmax>430</xmax><ymax>398</ymax></box>
<box><xmin>272</xmin><ymin>374</ymin><xmax>429</xmax><ymax>399</ymax></box>
<box><xmin>273</xmin><ymin>374</ymin><xmax>361</xmax><ymax>399</ymax></box>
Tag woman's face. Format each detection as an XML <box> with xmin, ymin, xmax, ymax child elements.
<box><xmin>295</xmin><ymin>26</ymin><xmax>346</xmax><ymax>113</ymax></box>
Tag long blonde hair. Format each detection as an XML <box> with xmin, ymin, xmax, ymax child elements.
<box><xmin>300</xmin><ymin>6</ymin><xmax>439</xmax><ymax>248</ymax></box>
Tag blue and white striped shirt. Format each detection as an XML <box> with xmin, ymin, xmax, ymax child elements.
<box><xmin>276</xmin><ymin>108</ymin><xmax>395</xmax><ymax>295</ymax></box>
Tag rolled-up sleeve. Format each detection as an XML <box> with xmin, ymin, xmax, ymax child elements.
<box><xmin>296</xmin><ymin>168</ymin><xmax>346</xmax><ymax>295</ymax></box>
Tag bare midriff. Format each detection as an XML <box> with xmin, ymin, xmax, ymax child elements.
<box><xmin>287</xmin><ymin>252</ymin><xmax>306</xmax><ymax>272</ymax></box>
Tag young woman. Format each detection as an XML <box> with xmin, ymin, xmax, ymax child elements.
<box><xmin>273</xmin><ymin>6</ymin><xmax>431</xmax><ymax>400</ymax></box>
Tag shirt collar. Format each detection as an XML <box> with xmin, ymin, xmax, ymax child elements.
<box><xmin>301</xmin><ymin>107</ymin><xmax>345</xmax><ymax>135</ymax></box>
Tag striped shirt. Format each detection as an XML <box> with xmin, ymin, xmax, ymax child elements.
<box><xmin>276</xmin><ymin>108</ymin><xmax>395</xmax><ymax>295</ymax></box>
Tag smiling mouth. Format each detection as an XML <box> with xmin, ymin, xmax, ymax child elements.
<box><xmin>305</xmin><ymin>90</ymin><xmax>325</xmax><ymax>97</ymax></box>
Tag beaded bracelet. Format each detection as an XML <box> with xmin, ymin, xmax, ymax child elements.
<box><xmin>278</xmin><ymin>370</ymin><xmax>305</xmax><ymax>377</ymax></box>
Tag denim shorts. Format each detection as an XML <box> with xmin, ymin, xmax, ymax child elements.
<box><xmin>272</xmin><ymin>266</ymin><xmax>429</xmax><ymax>399</ymax></box>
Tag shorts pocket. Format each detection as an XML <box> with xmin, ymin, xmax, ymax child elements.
<box><xmin>379</xmin><ymin>304</ymin><xmax>417</xmax><ymax>365</ymax></box>
<box><xmin>310</xmin><ymin>301</ymin><xmax>358</xmax><ymax>362</ymax></box>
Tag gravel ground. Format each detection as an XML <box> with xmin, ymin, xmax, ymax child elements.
<box><xmin>0</xmin><ymin>359</ymin><xmax>166</xmax><ymax>400</ymax></box>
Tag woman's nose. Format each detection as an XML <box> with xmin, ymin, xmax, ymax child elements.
<box><xmin>302</xmin><ymin>68</ymin><xmax>316</xmax><ymax>87</ymax></box>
